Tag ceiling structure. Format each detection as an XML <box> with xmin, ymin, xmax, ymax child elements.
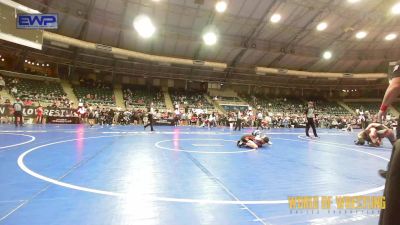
<box><xmin>6</xmin><ymin>0</ymin><xmax>400</xmax><ymax>88</ymax></box>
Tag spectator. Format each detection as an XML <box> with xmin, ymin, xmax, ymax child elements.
<box><xmin>10</xmin><ymin>86</ymin><xmax>17</xmax><ymax>96</ymax></box>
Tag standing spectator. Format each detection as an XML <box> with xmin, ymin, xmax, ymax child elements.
<box><xmin>208</xmin><ymin>113</ymin><xmax>216</xmax><ymax>128</ymax></box>
<box><xmin>13</xmin><ymin>97</ymin><xmax>24</xmax><ymax>127</ymax></box>
<box><xmin>256</xmin><ymin>111</ymin><xmax>264</xmax><ymax>130</ymax></box>
<box><xmin>36</xmin><ymin>104</ymin><xmax>44</xmax><ymax>124</ymax></box>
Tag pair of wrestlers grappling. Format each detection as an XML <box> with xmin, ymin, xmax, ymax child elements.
<box><xmin>238</xmin><ymin>123</ymin><xmax>394</xmax><ymax>177</ymax></box>
<box><xmin>237</xmin><ymin>130</ymin><xmax>272</xmax><ymax>149</ymax></box>
<box><xmin>238</xmin><ymin>123</ymin><xmax>395</xmax><ymax>150</ymax></box>
<box><xmin>355</xmin><ymin>123</ymin><xmax>395</xmax><ymax>147</ymax></box>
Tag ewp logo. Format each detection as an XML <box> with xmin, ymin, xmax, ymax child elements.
<box><xmin>17</xmin><ymin>14</ymin><xmax>58</xmax><ymax>29</ymax></box>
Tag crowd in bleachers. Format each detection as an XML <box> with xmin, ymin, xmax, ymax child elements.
<box><xmin>171</xmin><ymin>89</ymin><xmax>215</xmax><ymax>111</ymax></box>
<box><xmin>0</xmin><ymin>75</ymin><xmax>71</xmax><ymax>108</ymax></box>
<box><xmin>123</xmin><ymin>85</ymin><xmax>165</xmax><ymax>109</ymax></box>
<box><xmin>242</xmin><ymin>94</ymin><xmax>305</xmax><ymax>115</ymax></box>
<box><xmin>311</xmin><ymin>99</ymin><xmax>349</xmax><ymax>116</ymax></box>
<box><xmin>0</xmin><ymin>73</ymin><xmax>398</xmax><ymax>129</ymax></box>
<box><xmin>74</xmin><ymin>78</ymin><xmax>115</xmax><ymax>106</ymax></box>
<box><xmin>345</xmin><ymin>102</ymin><xmax>380</xmax><ymax>115</ymax></box>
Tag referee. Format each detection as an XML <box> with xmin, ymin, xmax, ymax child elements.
<box><xmin>234</xmin><ymin>110</ymin><xmax>242</xmax><ymax>131</ymax></box>
<box><xmin>305</xmin><ymin>101</ymin><xmax>318</xmax><ymax>138</ymax></box>
<box><xmin>378</xmin><ymin>61</ymin><xmax>400</xmax><ymax>225</ymax></box>
<box><xmin>144</xmin><ymin>108</ymin><xmax>155</xmax><ymax>131</ymax></box>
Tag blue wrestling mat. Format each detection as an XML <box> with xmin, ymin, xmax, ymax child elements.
<box><xmin>0</xmin><ymin>125</ymin><xmax>391</xmax><ymax>225</ymax></box>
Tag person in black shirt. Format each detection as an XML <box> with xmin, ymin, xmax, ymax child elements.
<box><xmin>234</xmin><ymin>110</ymin><xmax>242</xmax><ymax>131</ymax></box>
<box><xmin>144</xmin><ymin>110</ymin><xmax>154</xmax><ymax>131</ymax></box>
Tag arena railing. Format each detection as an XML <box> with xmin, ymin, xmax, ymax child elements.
<box><xmin>0</xmin><ymin>70</ymin><xmax>60</xmax><ymax>82</ymax></box>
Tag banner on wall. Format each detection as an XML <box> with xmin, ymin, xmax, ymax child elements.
<box><xmin>0</xmin><ymin>104</ymin><xmax>73</xmax><ymax>118</ymax></box>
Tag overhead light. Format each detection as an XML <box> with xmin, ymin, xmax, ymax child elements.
<box><xmin>322</xmin><ymin>51</ymin><xmax>332</xmax><ymax>60</ymax></box>
<box><xmin>270</xmin><ymin>13</ymin><xmax>281</xmax><ymax>23</ymax></box>
<box><xmin>316</xmin><ymin>22</ymin><xmax>328</xmax><ymax>31</ymax></box>
<box><xmin>24</xmin><ymin>59</ymin><xmax>28</xmax><ymax>62</ymax></box>
<box><xmin>203</xmin><ymin>31</ymin><xmax>218</xmax><ymax>46</ymax></box>
<box><xmin>133</xmin><ymin>15</ymin><xmax>156</xmax><ymax>38</ymax></box>
<box><xmin>391</xmin><ymin>2</ymin><xmax>400</xmax><ymax>15</ymax></box>
<box><xmin>355</xmin><ymin>31</ymin><xmax>368</xmax><ymax>39</ymax></box>
<box><xmin>42</xmin><ymin>64</ymin><xmax>45</xmax><ymax>66</ymax></box>
<box><xmin>46</xmin><ymin>64</ymin><xmax>50</xmax><ymax>67</ymax></box>
<box><xmin>385</xmin><ymin>33</ymin><xmax>397</xmax><ymax>41</ymax></box>
<box><xmin>347</xmin><ymin>0</ymin><xmax>361</xmax><ymax>3</ymax></box>
<box><xmin>36</xmin><ymin>63</ymin><xmax>39</xmax><ymax>65</ymax></box>
<box><xmin>215</xmin><ymin>1</ymin><xmax>228</xmax><ymax>13</ymax></box>
<box><xmin>1</xmin><ymin>58</ymin><xmax>4</xmax><ymax>62</ymax></box>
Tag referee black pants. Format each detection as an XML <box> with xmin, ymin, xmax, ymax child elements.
<box><xmin>234</xmin><ymin>119</ymin><xmax>242</xmax><ymax>131</ymax></box>
<box><xmin>379</xmin><ymin>140</ymin><xmax>400</xmax><ymax>224</ymax></box>
<box><xmin>256</xmin><ymin>119</ymin><xmax>263</xmax><ymax>130</ymax></box>
<box><xmin>144</xmin><ymin>119</ymin><xmax>154</xmax><ymax>131</ymax></box>
<box><xmin>14</xmin><ymin>111</ymin><xmax>23</xmax><ymax>126</ymax></box>
<box><xmin>305</xmin><ymin>118</ymin><xmax>317</xmax><ymax>137</ymax></box>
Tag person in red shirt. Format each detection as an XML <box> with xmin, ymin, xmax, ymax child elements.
<box><xmin>36</xmin><ymin>105</ymin><xmax>44</xmax><ymax>124</ymax></box>
<box><xmin>191</xmin><ymin>114</ymin><xmax>198</xmax><ymax>126</ymax></box>
<box><xmin>24</xmin><ymin>99</ymin><xmax>33</xmax><ymax>106</ymax></box>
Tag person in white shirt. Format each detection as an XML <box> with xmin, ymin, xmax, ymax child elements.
<box><xmin>256</xmin><ymin>111</ymin><xmax>264</xmax><ymax>130</ymax></box>
<box><xmin>208</xmin><ymin>113</ymin><xmax>216</xmax><ymax>128</ymax></box>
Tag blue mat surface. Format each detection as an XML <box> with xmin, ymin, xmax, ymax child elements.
<box><xmin>0</xmin><ymin>125</ymin><xmax>390</xmax><ymax>225</ymax></box>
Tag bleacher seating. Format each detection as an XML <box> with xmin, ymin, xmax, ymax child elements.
<box><xmin>242</xmin><ymin>94</ymin><xmax>304</xmax><ymax>114</ymax></box>
<box><xmin>221</xmin><ymin>105</ymin><xmax>249</xmax><ymax>112</ymax></box>
<box><xmin>215</xmin><ymin>96</ymin><xmax>242</xmax><ymax>102</ymax></box>
<box><xmin>170</xmin><ymin>89</ymin><xmax>214</xmax><ymax>110</ymax></box>
<box><xmin>4</xmin><ymin>76</ymin><xmax>66</xmax><ymax>105</ymax></box>
<box><xmin>345</xmin><ymin>102</ymin><xmax>380</xmax><ymax>114</ymax></box>
<box><xmin>310</xmin><ymin>100</ymin><xmax>349</xmax><ymax>115</ymax></box>
<box><xmin>123</xmin><ymin>85</ymin><xmax>165</xmax><ymax>109</ymax></box>
<box><xmin>73</xmin><ymin>85</ymin><xmax>115</xmax><ymax>106</ymax></box>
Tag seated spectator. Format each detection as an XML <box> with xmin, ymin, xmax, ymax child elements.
<box><xmin>11</xmin><ymin>86</ymin><xmax>17</xmax><ymax>95</ymax></box>
<box><xmin>24</xmin><ymin>98</ymin><xmax>33</xmax><ymax>106</ymax></box>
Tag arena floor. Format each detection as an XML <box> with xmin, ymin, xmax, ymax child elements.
<box><xmin>0</xmin><ymin>125</ymin><xmax>392</xmax><ymax>225</ymax></box>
